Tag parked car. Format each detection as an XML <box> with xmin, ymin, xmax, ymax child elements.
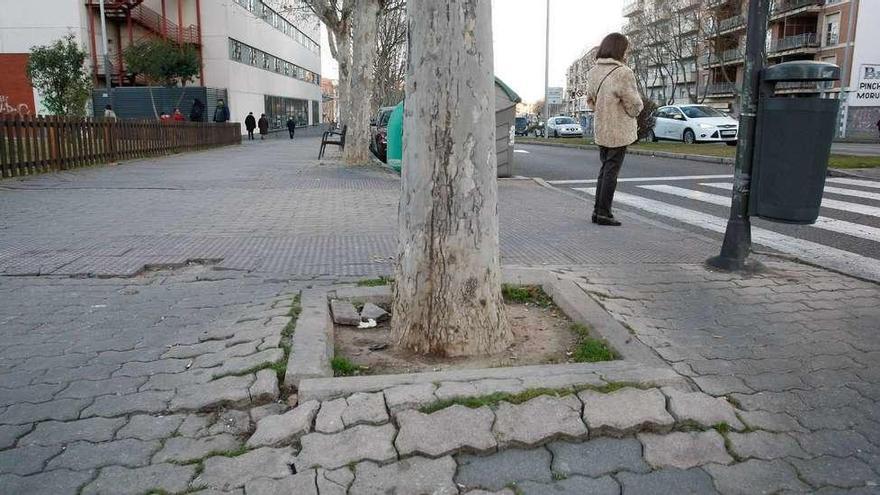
<box><xmin>649</xmin><ymin>104</ymin><xmax>739</xmax><ymax>146</ymax></box>
<box><xmin>546</xmin><ymin>116</ymin><xmax>584</xmax><ymax>138</ymax></box>
<box><xmin>514</xmin><ymin>116</ymin><xmax>530</xmax><ymax>136</ymax></box>
<box><xmin>370</xmin><ymin>106</ymin><xmax>396</xmax><ymax>161</ymax></box>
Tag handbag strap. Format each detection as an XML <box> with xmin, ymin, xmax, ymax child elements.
<box><xmin>596</xmin><ymin>65</ymin><xmax>623</xmax><ymax>98</ymax></box>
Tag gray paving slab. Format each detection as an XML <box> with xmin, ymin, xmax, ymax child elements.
<box><xmin>455</xmin><ymin>448</ymin><xmax>552</xmax><ymax>491</ymax></box>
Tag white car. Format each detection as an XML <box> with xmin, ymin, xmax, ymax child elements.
<box><xmin>649</xmin><ymin>105</ymin><xmax>739</xmax><ymax>146</ymax></box>
<box><xmin>546</xmin><ymin>116</ymin><xmax>584</xmax><ymax>138</ymax></box>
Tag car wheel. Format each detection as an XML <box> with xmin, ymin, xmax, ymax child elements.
<box><xmin>683</xmin><ymin>129</ymin><xmax>696</xmax><ymax>144</ymax></box>
<box><xmin>648</xmin><ymin>130</ymin><xmax>658</xmax><ymax>143</ymax></box>
<box><xmin>726</xmin><ymin>140</ymin><xmax>738</xmax><ymax>147</ymax></box>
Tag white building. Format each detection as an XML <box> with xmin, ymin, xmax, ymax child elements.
<box><xmin>0</xmin><ymin>0</ymin><xmax>322</xmax><ymax>130</ymax></box>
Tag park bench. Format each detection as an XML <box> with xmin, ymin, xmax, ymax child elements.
<box><xmin>318</xmin><ymin>124</ymin><xmax>347</xmax><ymax>159</ymax></box>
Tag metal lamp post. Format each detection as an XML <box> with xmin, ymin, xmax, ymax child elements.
<box><xmin>543</xmin><ymin>0</ymin><xmax>550</xmax><ymax>138</ymax></box>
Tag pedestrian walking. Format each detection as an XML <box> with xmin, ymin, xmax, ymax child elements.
<box><xmin>245</xmin><ymin>112</ymin><xmax>256</xmax><ymax>140</ymax></box>
<box><xmin>213</xmin><ymin>99</ymin><xmax>230</xmax><ymax>123</ymax></box>
<box><xmin>286</xmin><ymin>116</ymin><xmax>296</xmax><ymax>140</ymax></box>
<box><xmin>172</xmin><ymin>108</ymin><xmax>185</xmax><ymax>122</ymax></box>
<box><xmin>190</xmin><ymin>98</ymin><xmax>205</xmax><ymax>122</ymax></box>
<box><xmin>586</xmin><ymin>32</ymin><xmax>643</xmax><ymax>227</ymax></box>
<box><xmin>103</xmin><ymin>104</ymin><xmax>117</xmax><ymax>121</ymax></box>
<box><xmin>258</xmin><ymin>113</ymin><xmax>269</xmax><ymax>140</ymax></box>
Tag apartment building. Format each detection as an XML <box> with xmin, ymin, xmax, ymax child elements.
<box><xmin>565</xmin><ymin>46</ymin><xmax>598</xmax><ymax>120</ymax></box>
<box><xmin>0</xmin><ymin>0</ymin><xmax>322</xmax><ymax>130</ymax></box>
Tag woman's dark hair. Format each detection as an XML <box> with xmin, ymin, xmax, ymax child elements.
<box><xmin>596</xmin><ymin>33</ymin><xmax>629</xmax><ymax>62</ymax></box>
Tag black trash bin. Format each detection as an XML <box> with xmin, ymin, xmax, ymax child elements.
<box><xmin>749</xmin><ymin>61</ymin><xmax>840</xmax><ymax>224</ymax></box>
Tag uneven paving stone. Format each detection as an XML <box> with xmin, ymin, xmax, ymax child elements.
<box><xmin>517</xmin><ymin>475</ymin><xmax>620</xmax><ymax>495</ymax></box>
<box><xmin>244</xmin><ymin>470</ymin><xmax>317</xmax><ymax>495</ymax></box>
<box><xmin>617</xmin><ymin>467</ymin><xmax>720</xmax><ymax>495</ymax></box>
<box><xmin>435</xmin><ymin>381</ymin><xmax>479</xmax><ymax>400</ymax></box>
<box><xmin>56</xmin><ymin>376</ymin><xmax>146</xmax><ymax>399</ymax></box>
<box><xmin>210</xmin><ymin>349</ymin><xmax>284</xmax><ymax>378</ymax></box>
<box><xmin>249</xmin><ymin>369</ymin><xmax>280</xmax><ymax>404</ymax></box>
<box><xmin>492</xmin><ymin>395</ymin><xmax>587</xmax><ymax>447</ymax></box>
<box><xmin>140</xmin><ymin>369</ymin><xmax>214</xmax><ymax>391</ymax></box>
<box><xmin>0</xmin><ymin>468</ymin><xmax>95</xmax><ymax>495</ymax></box>
<box><xmin>315</xmin><ymin>398</ymin><xmax>346</xmax><ymax>433</ymax></box>
<box><xmin>115</xmin><ymin>414</ymin><xmax>184</xmax><ymax>441</ymax></box>
<box><xmin>250</xmin><ymin>403</ymin><xmax>286</xmax><ymax>423</ymax></box>
<box><xmin>795</xmin><ymin>429</ymin><xmax>875</xmax><ymax>458</ymax></box>
<box><xmin>47</xmin><ymin>438</ymin><xmax>160</xmax><ymax>470</ymax></box>
<box><xmin>330</xmin><ymin>299</ymin><xmax>360</xmax><ymax>325</ymax></box>
<box><xmin>178</xmin><ymin>413</ymin><xmax>214</xmax><ymax>437</ymax></box>
<box><xmin>161</xmin><ymin>340</ymin><xmax>227</xmax><ymax>359</ymax></box>
<box><xmin>662</xmin><ymin>387</ymin><xmax>745</xmax><ymax>430</ymax></box>
<box><xmin>81</xmin><ymin>463</ymin><xmax>196</xmax><ymax>495</ymax></box>
<box><xmin>192</xmin><ymin>342</ymin><xmax>260</xmax><ymax>368</ymax></box>
<box><xmin>0</xmin><ymin>423</ymin><xmax>31</xmax><ymax>449</ymax></box>
<box><xmin>727</xmin><ymin>431</ymin><xmax>809</xmax><ymax>460</ymax></box>
<box><xmin>640</xmin><ymin>431</ymin><xmax>733</xmax><ymax>469</ymax></box>
<box><xmin>737</xmin><ymin>410</ymin><xmax>804</xmax><ymax>433</ymax></box>
<box><xmin>114</xmin><ymin>358</ymin><xmax>190</xmax><ymax>377</ymax></box>
<box><xmin>341</xmin><ymin>392</ymin><xmax>389</xmax><ymax>427</ymax></box>
<box><xmin>0</xmin><ymin>398</ymin><xmax>91</xmax><ymax>424</ymax></box>
<box><xmin>153</xmin><ymin>434</ymin><xmax>241</xmax><ymax>463</ymax></box>
<box><xmin>360</xmin><ymin>302</ymin><xmax>389</xmax><ymax>322</ymax></box>
<box><xmin>207</xmin><ymin>409</ymin><xmax>252</xmax><ymax>436</ymax></box>
<box><xmin>317</xmin><ymin>467</ymin><xmax>354</xmax><ymax>495</ymax></box>
<box><xmin>246</xmin><ymin>400</ymin><xmax>319</xmax><ymax>447</ymax></box>
<box><xmin>196</xmin><ymin>447</ymin><xmax>297</xmax><ymax>491</ymax></box>
<box><xmin>472</xmin><ymin>378</ymin><xmax>526</xmax><ymax>395</ymax></box>
<box><xmin>790</xmin><ymin>456</ymin><xmax>879</xmax><ymax>488</ymax></box>
<box><xmin>704</xmin><ymin>459</ymin><xmax>809</xmax><ymax>495</ymax></box>
<box><xmin>0</xmin><ymin>444</ymin><xmax>63</xmax><ymax>475</ymax></box>
<box><xmin>295</xmin><ymin>423</ymin><xmax>397</xmax><ymax>470</ymax></box>
<box><xmin>82</xmin><ymin>391</ymin><xmax>173</xmax><ymax>417</ymax></box>
<box><xmin>580</xmin><ymin>388</ymin><xmax>674</xmax><ymax>437</ymax></box>
<box><xmin>171</xmin><ymin>375</ymin><xmax>255</xmax><ymax>411</ymax></box>
<box><xmin>548</xmin><ymin>437</ymin><xmax>650</xmax><ymax>477</ymax></box>
<box><xmin>19</xmin><ymin>417</ymin><xmax>126</xmax><ymax>446</ymax></box>
<box><xmin>464</xmin><ymin>490</ymin><xmax>515</xmax><ymax>495</ymax></box>
<box><xmin>384</xmin><ymin>383</ymin><xmax>437</xmax><ymax>416</ymax></box>
<box><xmin>455</xmin><ymin>448</ymin><xmax>552</xmax><ymax>491</ymax></box>
<box><xmin>395</xmin><ymin>405</ymin><xmax>497</xmax><ymax>457</ymax></box>
<box><xmin>350</xmin><ymin>456</ymin><xmax>458</xmax><ymax>495</ymax></box>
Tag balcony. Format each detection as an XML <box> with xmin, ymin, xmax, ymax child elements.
<box><xmin>768</xmin><ymin>32</ymin><xmax>820</xmax><ymax>54</ymax></box>
<box><xmin>676</xmin><ymin>0</ymin><xmax>701</xmax><ymax>11</ymax></box>
<box><xmin>772</xmin><ymin>0</ymin><xmax>824</xmax><ymax>17</ymax></box>
<box><xmin>702</xmin><ymin>48</ymin><xmax>744</xmax><ymax>67</ymax></box>
<box><xmin>717</xmin><ymin>15</ymin><xmax>745</xmax><ymax>33</ymax></box>
<box><xmin>708</xmin><ymin>0</ymin><xmax>732</xmax><ymax>7</ymax></box>
<box><xmin>623</xmin><ymin>0</ymin><xmax>643</xmax><ymax>17</ymax></box>
<box><xmin>705</xmin><ymin>82</ymin><xmax>737</xmax><ymax>96</ymax></box>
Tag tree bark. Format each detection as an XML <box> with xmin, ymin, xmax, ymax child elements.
<box><xmin>343</xmin><ymin>0</ymin><xmax>380</xmax><ymax>164</ymax></box>
<box><xmin>391</xmin><ymin>0</ymin><xmax>511</xmax><ymax>357</ymax></box>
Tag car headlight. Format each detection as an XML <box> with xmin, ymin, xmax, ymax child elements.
<box><xmin>698</xmin><ymin>123</ymin><xmax>715</xmax><ymax>130</ymax></box>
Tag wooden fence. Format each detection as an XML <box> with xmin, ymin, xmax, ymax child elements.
<box><xmin>0</xmin><ymin>115</ymin><xmax>241</xmax><ymax>178</ymax></box>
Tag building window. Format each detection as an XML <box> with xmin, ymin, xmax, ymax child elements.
<box><xmin>264</xmin><ymin>95</ymin><xmax>310</xmax><ymax>129</ymax></box>
<box><xmin>824</xmin><ymin>12</ymin><xmax>840</xmax><ymax>46</ymax></box>
<box><xmin>232</xmin><ymin>0</ymin><xmax>321</xmax><ymax>54</ymax></box>
<box><xmin>228</xmin><ymin>38</ymin><xmax>320</xmax><ymax>85</ymax></box>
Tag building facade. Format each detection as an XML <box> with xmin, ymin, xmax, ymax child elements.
<box><xmin>565</xmin><ymin>46</ymin><xmax>598</xmax><ymax>121</ymax></box>
<box><xmin>0</xmin><ymin>0</ymin><xmax>322</xmax><ymax>130</ymax></box>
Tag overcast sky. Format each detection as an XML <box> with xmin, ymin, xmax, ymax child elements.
<box><xmin>319</xmin><ymin>0</ymin><xmax>625</xmax><ymax>104</ymax></box>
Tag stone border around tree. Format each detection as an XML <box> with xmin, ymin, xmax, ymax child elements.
<box><xmin>284</xmin><ymin>267</ymin><xmax>676</xmax><ymax>398</ymax></box>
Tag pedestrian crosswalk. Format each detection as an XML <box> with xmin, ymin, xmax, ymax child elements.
<box><xmin>570</xmin><ymin>176</ymin><xmax>880</xmax><ymax>282</ymax></box>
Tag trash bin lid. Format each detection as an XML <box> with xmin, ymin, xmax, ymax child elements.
<box><xmin>763</xmin><ymin>61</ymin><xmax>840</xmax><ymax>82</ymax></box>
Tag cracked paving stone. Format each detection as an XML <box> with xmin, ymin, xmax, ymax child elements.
<box><xmin>116</xmin><ymin>414</ymin><xmax>185</xmax><ymax>440</ymax></box>
<box><xmin>250</xmin><ymin>403</ymin><xmax>286</xmax><ymax>423</ymax></box>
<box><xmin>295</xmin><ymin>423</ymin><xmax>397</xmax><ymax>471</ymax></box>
<box><xmin>349</xmin><ymin>456</ymin><xmax>458</xmax><ymax>495</ymax></box>
<box><xmin>341</xmin><ymin>392</ymin><xmax>389</xmax><ymax>427</ymax></box>
<box><xmin>0</xmin><ymin>468</ymin><xmax>95</xmax><ymax>495</ymax></box>
<box><xmin>317</xmin><ymin>467</ymin><xmax>354</xmax><ymax>495</ymax></box>
<box><xmin>704</xmin><ymin>459</ymin><xmax>809</xmax><ymax>495</ymax></box>
<box><xmin>617</xmin><ymin>468</ymin><xmax>719</xmax><ymax>495</ymax></box>
<box><xmin>192</xmin><ymin>342</ymin><xmax>260</xmax><ymax>368</ymax></box>
<box><xmin>639</xmin><ymin>431</ymin><xmax>733</xmax><ymax>470</ymax></box>
<box><xmin>790</xmin><ymin>455</ymin><xmax>878</xmax><ymax>488</ymax></box>
<box><xmin>384</xmin><ymin>383</ymin><xmax>437</xmax><ymax>416</ymax></box>
<box><xmin>727</xmin><ymin>431</ymin><xmax>809</xmax><ymax>460</ymax></box>
<box><xmin>0</xmin><ymin>398</ymin><xmax>91</xmax><ymax>424</ymax></box>
<box><xmin>579</xmin><ymin>388</ymin><xmax>674</xmax><ymax>437</ymax></box>
<box><xmin>517</xmin><ymin>475</ymin><xmax>620</xmax><ymax>495</ymax></box>
<box><xmin>434</xmin><ymin>381</ymin><xmax>479</xmax><ymax>401</ymax></box>
<box><xmin>153</xmin><ymin>433</ymin><xmax>241</xmax><ymax>463</ymax></box>
<box><xmin>464</xmin><ymin>490</ymin><xmax>515</xmax><ymax>495</ymax></box>
<box><xmin>170</xmin><ymin>375</ymin><xmax>254</xmax><ymax>411</ymax></box>
<box><xmin>795</xmin><ymin>429</ymin><xmax>875</xmax><ymax>458</ymax></box>
<box><xmin>81</xmin><ymin>463</ymin><xmax>197</xmax><ymax>495</ymax></box>
<box><xmin>738</xmin><ymin>410</ymin><xmax>804</xmax><ymax>433</ymax></box>
<box><xmin>178</xmin><ymin>413</ymin><xmax>214</xmax><ymax>438</ymax></box>
<box><xmin>246</xmin><ymin>400</ymin><xmax>319</xmax><ymax>448</ymax></box>
<box><xmin>0</xmin><ymin>444</ymin><xmax>63</xmax><ymax>475</ymax></box>
<box><xmin>395</xmin><ymin>405</ymin><xmax>497</xmax><ymax>457</ymax></box>
<box><xmin>196</xmin><ymin>446</ymin><xmax>296</xmax><ymax>491</ymax></box>
<box><xmin>19</xmin><ymin>417</ymin><xmax>126</xmax><ymax>446</ymax></box>
<box><xmin>315</xmin><ymin>398</ymin><xmax>346</xmax><ymax>434</ymax></box>
<box><xmin>548</xmin><ymin>437</ymin><xmax>650</xmax><ymax>477</ymax></box>
<box><xmin>209</xmin><ymin>349</ymin><xmax>284</xmax><ymax>379</ymax></box>
<box><xmin>0</xmin><ymin>424</ymin><xmax>31</xmax><ymax>449</ymax></box>
<box><xmin>249</xmin><ymin>369</ymin><xmax>279</xmax><ymax>404</ymax></box>
<box><xmin>207</xmin><ymin>409</ymin><xmax>252</xmax><ymax>436</ymax></box>
<box><xmin>662</xmin><ymin>387</ymin><xmax>745</xmax><ymax>430</ymax></box>
<box><xmin>455</xmin><ymin>448</ymin><xmax>552</xmax><ymax>491</ymax></box>
<box><xmin>55</xmin><ymin>377</ymin><xmax>146</xmax><ymax>399</ymax></box>
<box><xmin>82</xmin><ymin>391</ymin><xmax>173</xmax><ymax>417</ymax></box>
<box><xmin>245</xmin><ymin>470</ymin><xmax>317</xmax><ymax>495</ymax></box>
<box><xmin>161</xmin><ymin>340</ymin><xmax>227</xmax><ymax>359</ymax></box>
<box><xmin>46</xmin><ymin>438</ymin><xmax>160</xmax><ymax>471</ymax></box>
<box><xmin>492</xmin><ymin>395</ymin><xmax>587</xmax><ymax>448</ymax></box>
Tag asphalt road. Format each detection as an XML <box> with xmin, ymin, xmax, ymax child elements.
<box><xmin>513</xmin><ymin>142</ymin><xmax>880</xmax><ymax>280</ymax></box>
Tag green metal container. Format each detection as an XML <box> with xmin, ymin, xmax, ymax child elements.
<box><xmin>386</xmin><ymin>102</ymin><xmax>404</xmax><ymax>172</ymax></box>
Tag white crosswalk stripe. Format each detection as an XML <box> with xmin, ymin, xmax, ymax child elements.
<box><xmin>701</xmin><ymin>182</ymin><xmax>880</xmax><ymax>218</ymax></box>
<box><xmin>822</xmin><ymin>185</ymin><xmax>880</xmax><ymax>202</ymax></box>
<box><xmin>575</xmin><ymin>187</ymin><xmax>880</xmax><ymax>282</ymax></box>
<box><xmin>640</xmin><ymin>185</ymin><xmax>880</xmax><ymax>244</ymax></box>
<box><xmin>827</xmin><ymin>177</ymin><xmax>880</xmax><ymax>190</ymax></box>
<box><xmin>547</xmin><ymin>174</ymin><xmax>733</xmax><ymax>185</ymax></box>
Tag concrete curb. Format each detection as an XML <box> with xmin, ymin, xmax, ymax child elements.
<box><xmin>517</xmin><ymin>139</ymin><xmax>735</xmax><ymax>166</ymax></box>
<box><xmin>826</xmin><ymin>167</ymin><xmax>880</xmax><ymax>179</ymax></box>
<box><xmin>284</xmin><ymin>289</ymin><xmax>334</xmax><ymax>390</ymax></box>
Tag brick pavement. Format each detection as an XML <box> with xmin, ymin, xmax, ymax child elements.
<box><xmin>0</xmin><ymin>137</ymin><xmax>878</xmax><ymax>493</ymax></box>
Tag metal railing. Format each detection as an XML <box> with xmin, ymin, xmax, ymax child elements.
<box><xmin>772</xmin><ymin>0</ymin><xmax>824</xmax><ymax>16</ymax></box>
<box><xmin>706</xmin><ymin>82</ymin><xmax>736</xmax><ymax>95</ymax></box>
<box><xmin>718</xmin><ymin>15</ymin><xmax>745</xmax><ymax>32</ymax></box>
<box><xmin>702</xmin><ymin>48</ymin><xmax>743</xmax><ymax>66</ymax></box>
<box><xmin>768</xmin><ymin>32</ymin><xmax>820</xmax><ymax>53</ymax></box>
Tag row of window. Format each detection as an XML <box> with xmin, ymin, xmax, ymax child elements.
<box><xmin>229</xmin><ymin>39</ymin><xmax>320</xmax><ymax>85</ymax></box>
<box><xmin>232</xmin><ymin>0</ymin><xmax>320</xmax><ymax>54</ymax></box>
<box><xmin>264</xmin><ymin>95</ymin><xmax>320</xmax><ymax>129</ymax></box>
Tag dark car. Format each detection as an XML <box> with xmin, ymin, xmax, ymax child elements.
<box><xmin>514</xmin><ymin>116</ymin><xmax>529</xmax><ymax>136</ymax></box>
<box><xmin>370</xmin><ymin>106</ymin><xmax>396</xmax><ymax>161</ymax></box>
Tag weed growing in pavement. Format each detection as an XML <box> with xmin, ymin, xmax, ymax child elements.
<box><xmin>569</xmin><ymin>323</ymin><xmax>618</xmax><ymax>362</ymax></box>
<box><xmin>331</xmin><ymin>355</ymin><xmax>362</xmax><ymax>376</ymax></box>
<box><xmin>501</xmin><ymin>284</ymin><xmax>555</xmax><ymax>307</ymax></box>
<box><xmin>356</xmin><ymin>276</ymin><xmax>394</xmax><ymax>287</ymax></box>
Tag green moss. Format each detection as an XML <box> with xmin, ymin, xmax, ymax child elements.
<box><xmin>331</xmin><ymin>356</ymin><xmax>361</xmax><ymax>377</ymax></box>
<box><xmin>713</xmin><ymin>422</ymin><xmax>731</xmax><ymax>435</ymax></box>
<box><xmin>356</xmin><ymin>276</ymin><xmax>394</xmax><ymax>287</ymax></box>
<box><xmin>569</xmin><ymin>323</ymin><xmax>618</xmax><ymax>363</ymax></box>
<box><xmin>501</xmin><ymin>284</ymin><xmax>554</xmax><ymax>307</ymax></box>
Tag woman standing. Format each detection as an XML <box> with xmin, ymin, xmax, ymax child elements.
<box><xmin>586</xmin><ymin>33</ymin><xmax>643</xmax><ymax>226</ymax></box>
<box><xmin>257</xmin><ymin>113</ymin><xmax>269</xmax><ymax>140</ymax></box>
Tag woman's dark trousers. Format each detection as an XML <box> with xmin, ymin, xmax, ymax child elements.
<box><xmin>247</xmin><ymin>130</ymin><xmax>254</xmax><ymax>140</ymax></box>
<box><xmin>594</xmin><ymin>146</ymin><xmax>627</xmax><ymax>217</ymax></box>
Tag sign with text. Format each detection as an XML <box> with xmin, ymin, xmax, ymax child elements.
<box><xmin>851</xmin><ymin>64</ymin><xmax>880</xmax><ymax>107</ymax></box>
<box><xmin>547</xmin><ymin>87</ymin><xmax>564</xmax><ymax>104</ymax></box>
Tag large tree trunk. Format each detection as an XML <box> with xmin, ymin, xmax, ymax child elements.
<box><xmin>343</xmin><ymin>0</ymin><xmax>380</xmax><ymax>164</ymax></box>
<box><xmin>391</xmin><ymin>0</ymin><xmax>511</xmax><ymax>357</ymax></box>
<box><xmin>335</xmin><ymin>35</ymin><xmax>352</xmax><ymax>127</ymax></box>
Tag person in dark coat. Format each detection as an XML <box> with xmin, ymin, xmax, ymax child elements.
<box><xmin>286</xmin><ymin>116</ymin><xmax>296</xmax><ymax>140</ymax></box>
<box><xmin>257</xmin><ymin>113</ymin><xmax>269</xmax><ymax>139</ymax></box>
<box><xmin>244</xmin><ymin>112</ymin><xmax>257</xmax><ymax>140</ymax></box>
<box><xmin>213</xmin><ymin>99</ymin><xmax>230</xmax><ymax>123</ymax></box>
<box><xmin>876</xmin><ymin>118</ymin><xmax>880</xmax><ymax>140</ymax></box>
<box><xmin>190</xmin><ymin>98</ymin><xmax>205</xmax><ymax>122</ymax></box>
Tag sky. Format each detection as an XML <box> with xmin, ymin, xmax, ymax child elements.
<box><xmin>319</xmin><ymin>0</ymin><xmax>625</xmax><ymax>104</ymax></box>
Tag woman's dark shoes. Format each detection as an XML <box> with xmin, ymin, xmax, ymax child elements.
<box><xmin>592</xmin><ymin>212</ymin><xmax>615</xmax><ymax>224</ymax></box>
<box><xmin>595</xmin><ymin>215</ymin><xmax>621</xmax><ymax>226</ymax></box>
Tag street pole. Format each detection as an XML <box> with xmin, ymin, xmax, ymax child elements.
<box><xmin>706</xmin><ymin>0</ymin><xmax>770</xmax><ymax>272</ymax></box>
<box><xmin>543</xmin><ymin>0</ymin><xmax>550</xmax><ymax>137</ymax></box>
<box><xmin>98</xmin><ymin>0</ymin><xmax>114</xmax><ymax>105</ymax></box>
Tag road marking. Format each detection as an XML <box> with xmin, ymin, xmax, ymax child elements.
<box><xmin>701</xmin><ymin>183</ymin><xmax>880</xmax><ymax>218</ymax></box>
<box><xmin>513</xmin><ymin>149</ymin><xmax>530</xmax><ymax>154</ymax></box>
<box><xmin>576</xmin><ymin>187</ymin><xmax>880</xmax><ymax>282</ymax></box>
<box><xmin>642</xmin><ymin>185</ymin><xmax>880</xmax><ymax>243</ymax></box>
<box><xmin>823</xmin><ymin>186</ymin><xmax>880</xmax><ymax>202</ymax></box>
<box><xmin>827</xmin><ymin>177</ymin><xmax>880</xmax><ymax>190</ymax></box>
<box><xmin>548</xmin><ymin>174</ymin><xmax>733</xmax><ymax>185</ymax></box>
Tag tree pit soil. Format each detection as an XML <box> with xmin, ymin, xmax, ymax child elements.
<box><xmin>334</xmin><ymin>302</ymin><xmax>582</xmax><ymax>375</ymax></box>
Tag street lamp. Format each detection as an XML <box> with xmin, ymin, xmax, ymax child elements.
<box><xmin>543</xmin><ymin>0</ymin><xmax>550</xmax><ymax>138</ymax></box>
<box><xmin>706</xmin><ymin>0</ymin><xmax>771</xmax><ymax>272</ymax></box>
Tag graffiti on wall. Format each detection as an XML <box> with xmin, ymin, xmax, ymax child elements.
<box><xmin>0</xmin><ymin>95</ymin><xmax>31</xmax><ymax>115</ymax></box>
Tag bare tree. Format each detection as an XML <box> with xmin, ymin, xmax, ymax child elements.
<box><xmin>345</xmin><ymin>0</ymin><xmax>383</xmax><ymax>164</ymax></box>
<box><xmin>392</xmin><ymin>0</ymin><xmax>511</xmax><ymax>356</ymax></box>
<box><xmin>372</xmin><ymin>0</ymin><xmax>407</xmax><ymax>112</ymax></box>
